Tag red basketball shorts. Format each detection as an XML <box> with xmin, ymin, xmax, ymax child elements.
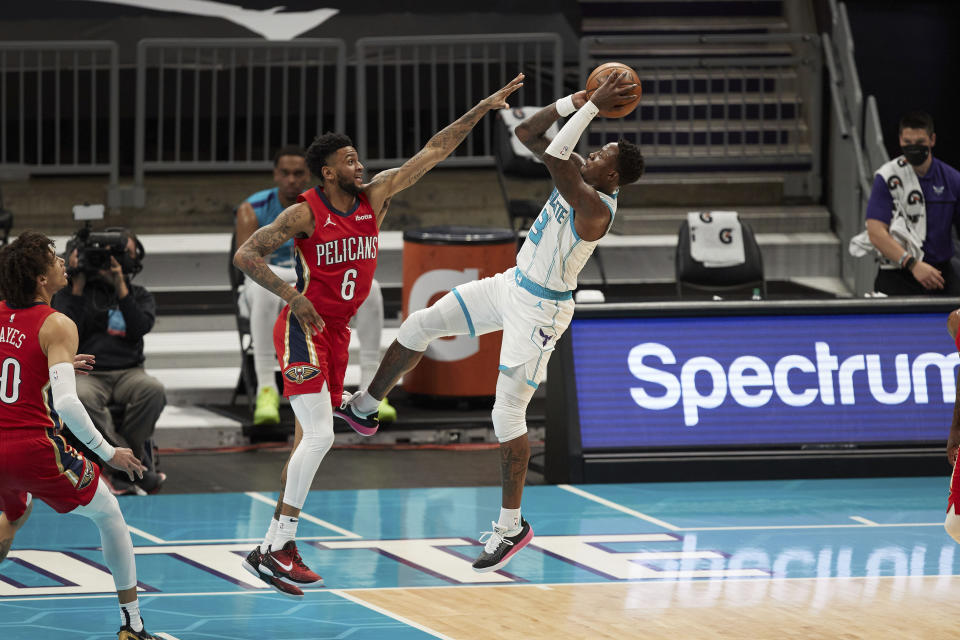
<box><xmin>0</xmin><ymin>428</ymin><xmax>100</xmax><ymax>521</ymax></box>
<box><xmin>273</xmin><ymin>306</ymin><xmax>350</xmax><ymax>405</ymax></box>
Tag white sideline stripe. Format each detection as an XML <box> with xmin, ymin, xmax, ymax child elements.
<box><xmin>676</xmin><ymin>522</ymin><xmax>944</xmax><ymax>531</ymax></box>
<box><xmin>155</xmin><ymin>634</ymin><xmax>184</xmax><ymax>640</ymax></box>
<box><xmin>850</xmin><ymin>516</ymin><xmax>879</xmax><ymax>526</ymax></box>
<box><xmin>6</xmin><ymin>574</ymin><xmax>960</xmax><ymax>603</ymax></box>
<box><xmin>127</xmin><ymin>526</ymin><xmax>166</xmax><ymax>544</ymax></box>
<box><xmin>329</xmin><ymin>589</ymin><xmax>456</xmax><ymax>640</ymax></box>
<box><xmin>557</xmin><ymin>485</ymin><xmax>680</xmax><ymax>531</ymax></box>
<box><xmin>136</xmin><ymin>535</ymin><xmax>352</xmax><ymax>545</ymax></box>
<box><xmin>244</xmin><ymin>492</ymin><xmax>362</xmax><ymax>539</ymax></box>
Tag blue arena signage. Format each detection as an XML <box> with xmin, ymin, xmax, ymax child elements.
<box><xmin>567</xmin><ymin>309</ymin><xmax>958</xmax><ymax>449</ymax></box>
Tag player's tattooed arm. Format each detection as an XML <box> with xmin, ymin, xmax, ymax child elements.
<box><xmin>233</xmin><ymin>202</ymin><xmax>311</xmax><ymax>304</ymax></box>
<box><xmin>364</xmin><ymin>74</ymin><xmax>524</xmax><ymax>213</ymax></box>
<box><xmin>364</xmin><ymin>169</ymin><xmax>398</xmax><ymax>226</ymax></box>
<box><xmin>514</xmin><ymin>90</ymin><xmax>589</xmax><ymax>156</ymax></box>
<box><xmin>234</xmin><ymin>202</ymin><xmax>326</xmax><ymax>336</ymax></box>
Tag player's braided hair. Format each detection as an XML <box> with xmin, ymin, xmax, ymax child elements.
<box><xmin>306</xmin><ymin>132</ymin><xmax>355</xmax><ymax>182</ymax></box>
<box><xmin>0</xmin><ymin>231</ymin><xmax>56</xmax><ymax>308</ymax></box>
<box><xmin>616</xmin><ymin>138</ymin><xmax>645</xmax><ymax>186</ymax></box>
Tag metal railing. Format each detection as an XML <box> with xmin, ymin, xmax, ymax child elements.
<box><xmin>355</xmin><ymin>34</ymin><xmax>563</xmax><ymax>169</ymax></box>
<box><xmin>134</xmin><ymin>38</ymin><xmax>346</xmax><ymax>187</ymax></box>
<box><xmin>578</xmin><ymin>34</ymin><xmax>822</xmax><ymax>190</ymax></box>
<box><xmin>823</xmin><ymin>0</ymin><xmax>887</xmax><ymax>295</ymax></box>
<box><xmin>0</xmin><ymin>42</ymin><xmax>118</xmax><ymax>184</ymax></box>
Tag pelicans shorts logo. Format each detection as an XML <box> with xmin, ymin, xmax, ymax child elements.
<box><xmin>77</xmin><ymin>458</ymin><xmax>95</xmax><ymax>490</ymax></box>
<box><xmin>284</xmin><ymin>364</ymin><xmax>323</xmax><ymax>385</ymax></box>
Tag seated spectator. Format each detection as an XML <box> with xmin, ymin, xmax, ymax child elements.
<box><xmin>52</xmin><ymin>228</ymin><xmax>166</xmax><ymax>495</ymax></box>
<box><xmin>861</xmin><ymin>111</ymin><xmax>960</xmax><ymax>295</ymax></box>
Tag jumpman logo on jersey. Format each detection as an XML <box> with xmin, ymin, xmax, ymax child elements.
<box><xmin>8</xmin><ymin>314</ymin><xmax>13</xmax><ymax>322</ymax></box>
<box><xmin>324</xmin><ymin>214</ymin><xmax>337</xmax><ymax>228</ymax></box>
<box><xmin>535</xmin><ymin>301</ymin><xmax>544</xmax><ymax>310</ymax></box>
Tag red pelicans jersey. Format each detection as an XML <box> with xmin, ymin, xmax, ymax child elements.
<box><xmin>294</xmin><ymin>186</ymin><xmax>379</xmax><ymax>323</ymax></box>
<box><xmin>0</xmin><ymin>301</ymin><xmax>62</xmax><ymax>430</ymax></box>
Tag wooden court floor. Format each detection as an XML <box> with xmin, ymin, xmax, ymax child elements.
<box><xmin>1</xmin><ymin>478</ymin><xmax>956</xmax><ymax>639</ymax></box>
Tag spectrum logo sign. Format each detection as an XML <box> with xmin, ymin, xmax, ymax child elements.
<box><xmin>629</xmin><ymin>341</ymin><xmax>959</xmax><ymax>426</ymax></box>
<box><xmin>570</xmin><ymin>312</ymin><xmax>959</xmax><ymax>449</ymax></box>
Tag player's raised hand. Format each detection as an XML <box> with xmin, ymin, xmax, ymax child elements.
<box><xmin>108</xmin><ymin>447</ymin><xmax>147</xmax><ymax>482</ymax></box>
<box><xmin>73</xmin><ymin>353</ymin><xmax>95</xmax><ymax>375</ymax></box>
<box><xmin>481</xmin><ymin>73</ymin><xmax>525</xmax><ymax>111</ymax></box>
<box><xmin>589</xmin><ymin>70</ymin><xmax>639</xmax><ymax>113</ymax></box>
<box><xmin>291</xmin><ymin>293</ymin><xmax>325</xmax><ymax>337</ymax></box>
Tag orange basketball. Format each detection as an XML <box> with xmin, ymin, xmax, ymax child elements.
<box><xmin>585</xmin><ymin>62</ymin><xmax>641</xmax><ymax>118</ymax></box>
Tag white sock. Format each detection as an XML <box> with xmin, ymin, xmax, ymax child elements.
<box><xmin>498</xmin><ymin>507</ymin><xmax>522</xmax><ymax>533</ymax></box>
<box><xmin>353</xmin><ymin>390</ymin><xmax>381</xmax><ymax>416</ymax></box>
<box><xmin>259</xmin><ymin>518</ymin><xmax>278</xmax><ymax>554</ymax></box>
<box><xmin>274</xmin><ymin>514</ymin><xmax>299</xmax><ymax>548</ymax></box>
<box><xmin>120</xmin><ymin>599</ymin><xmax>143</xmax><ymax>632</ymax></box>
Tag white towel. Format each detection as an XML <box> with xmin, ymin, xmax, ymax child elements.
<box><xmin>848</xmin><ymin>155</ymin><xmax>926</xmax><ymax>267</ymax></box>
<box><xmin>688</xmin><ymin>211</ymin><xmax>745</xmax><ymax>268</ymax></box>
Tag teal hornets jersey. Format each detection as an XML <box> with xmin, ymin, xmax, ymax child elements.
<box><xmin>245</xmin><ymin>187</ymin><xmax>295</xmax><ymax>267</ymax></box>
<box><xmin>515</xmin><ymin>187</ymin><xmax>617</xmax><ymax>293</ymax></box>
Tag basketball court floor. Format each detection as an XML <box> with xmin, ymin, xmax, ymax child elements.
<box><xmin>1</xmin><ymin>476</ymin><xmax>958</xmax><ymax>639</ymax></box>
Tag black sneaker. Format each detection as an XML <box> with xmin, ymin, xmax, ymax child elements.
<box><xmin>117</xmin><ymin>617</ymin><xmax>162</xmax><ymax>639</ymax></box>
<box><xmin>471</xmin><ymin>517</ymin><xmax>533</xmax><ymax>573</ymax></box>
<box><xmin>333</xmin><ymin>392</ymin><xmax>379</xmax><ymax>436</ymax></box>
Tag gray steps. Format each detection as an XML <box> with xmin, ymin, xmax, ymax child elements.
<box><xmin>616</xmin><ymin>171</ymin><xmax>786</xmax><ymax>207</ymax></box>
<box><xmin>612</xmin><ymin>205</ymin><xmax>831</xmax><ymax>235</ymax></box>
<box><xmin>580</xmin><ymin>231</ymin><xmax>841</xmax><ymax>284</ymax></box>
<box><xmin>587</xmin><ymin>41</ymin><xmax>794</xmax><ymax>58</ymax></box>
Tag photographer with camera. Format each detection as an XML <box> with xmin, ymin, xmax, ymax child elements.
<box><xmin>52</xmin><ymin>221</ymin><xmax>166</xmax><ymax>496</ymax></box>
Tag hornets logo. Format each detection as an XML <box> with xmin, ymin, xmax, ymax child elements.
<box><xmin>887</xmin><ymin>175</ymin><xmax>902</xmax><ymax>190</ymax></box>
<box><xmin>532</xmin><ymin>325</ymin><xmax>558</xmax><ymax>350</ymax></box>
<box><xmin>283</xmin><ymin>364</ymin><xmax>323</xmax><ymax>385</ymax></box>
<box><xmin>907</xmin><ymin>190</ymin><xmax>924</xmax><ymax>205</ymax></box>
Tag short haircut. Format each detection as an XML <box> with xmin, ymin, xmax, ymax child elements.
<box><xmin>899</xmin><ymin>111</ymin><xmax>935</xmax><ymax>136</ymax></box>
<box><xmin>273</xmin><ymin>145</ymin><xmax>306</xmax><ymax>166</ymax></box>
<box><xmin>305</xmin><ymin>132</ymin><xmax>354</xmax><ymax>181</ymax></box>
<box><xmin>616</xmin><ymin>138</ymin><xmax>645</xmax><ymax>186</ymax></box>
<box><xmin>0</xmin><ymin>231</ymin><xmax>56</xmax><ymax>308</ymax></box>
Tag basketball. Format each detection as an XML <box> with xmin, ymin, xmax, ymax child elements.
<box><xmin>585</xmin><ymin>62</ymin><xmax>641</xmax><ymax>118</ymax></box>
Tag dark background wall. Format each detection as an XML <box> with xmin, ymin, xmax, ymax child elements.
<box><xmin>844</xmin><ymin>0</ymin><xmax>960</xmax><ymax>169</ymax></box>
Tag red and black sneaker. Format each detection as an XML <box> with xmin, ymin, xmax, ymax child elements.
<box><xmin>259</xmin><ymin>540</ymin><xmax>324</xmax><ymax>587</ymax></box>
<box><xmin>241</xmin><ymin>546</ymin><xmax>304</xmax><ymax>599</ymax></box>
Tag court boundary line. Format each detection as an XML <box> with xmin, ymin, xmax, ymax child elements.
<box><xmin>4</xmin><ymin>573</ymin><xmax>960</xmax><ymax>603</ymax></box>
<box><xmin>127</xmin><ymin>526</ymin><xmax>166</xmax><ymax>544</ymax></box>
<box><xmin>849</xmin><ymin>516</ymin><xmax>879</xmax><ymax>526</ymax></box>
<box><xmin>330</xmin><ymin>589</ymin><xmax>457</xmax><ymax>640</ymax></box>
<box><xmin>557</xmin><ymin>484</ymin><xmax>680</xmax><ymax>530</ymax></box>
<box><xmin>244</xmin><ymin>491</ymin><xmax>362</xmax><ymax>538</ymax></box>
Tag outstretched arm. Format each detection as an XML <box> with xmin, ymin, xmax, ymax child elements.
<box><xmin>365</xmin><ymin>73</ymin><xmax>525</xmax><ymax>220</ymax></box>
<box><xmin>514</xmin><ymin>90</ymin><xmax>589</xmax><ymax>157</ymax></box>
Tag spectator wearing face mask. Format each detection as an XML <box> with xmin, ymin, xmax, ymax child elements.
<box><xmin>864</xmin><ymin>111</ymin><xmax>960</xmax><ymax>295</ymax></box>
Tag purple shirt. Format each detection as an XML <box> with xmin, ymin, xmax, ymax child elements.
<box><xmin>865</xmin><ymin>156</ymin><xmax>960</xmax><ymax>264</ymax></box>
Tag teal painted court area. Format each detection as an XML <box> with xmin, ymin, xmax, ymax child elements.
<box><xmin>0</xmin><ymin>477</ymin><xmax>955</xmax><ymax>639</ymax></box>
